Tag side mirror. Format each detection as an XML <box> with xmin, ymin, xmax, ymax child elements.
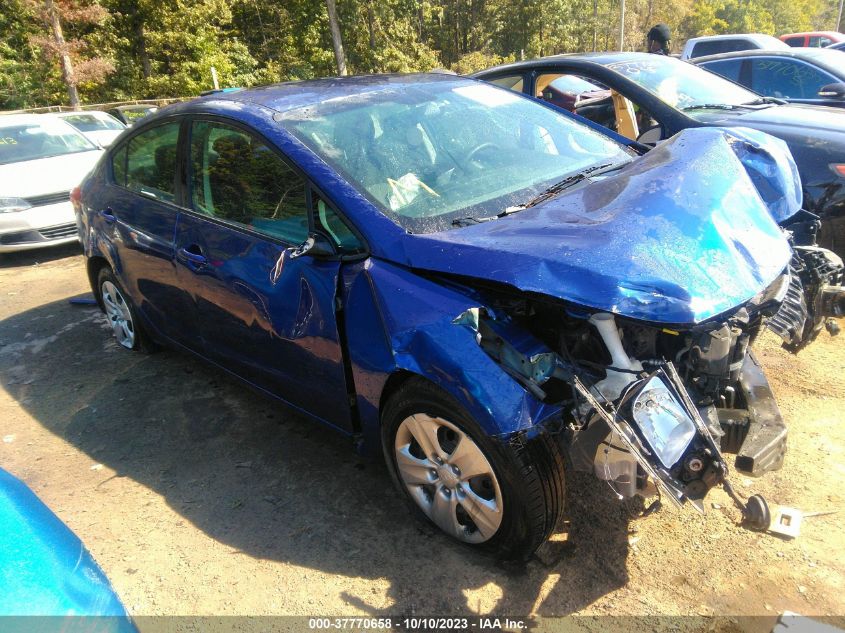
<box><xmin>291</xmin><ymin>232</ymin><xmax>336</xmax><ymax>259</ymax></box>
<box><xmin>818</xmin><ymin>83</ymin><xmax>845</xmax><ymax>99</ymax></box>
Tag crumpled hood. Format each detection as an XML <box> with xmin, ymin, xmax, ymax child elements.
<box><xmin>398</xmin><ymin>127</ymin><xmax>798</xmax><ymax>325</ymax></box>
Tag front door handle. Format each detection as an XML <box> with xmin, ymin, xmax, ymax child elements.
<box><xmin>99</xmin><ymin>208</ymin><xmax>116</xmax><ymax>223</ymax></box>
<box><xmin>177</xmin><ymin>245</ymin><xmax>208</xmax><ymax>270</ymax></box>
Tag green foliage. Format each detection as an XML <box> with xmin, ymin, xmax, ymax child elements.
<box><xmin>451</xmin><ymin>50</ymin><xmax>515</xmax><ymax>74</ymax></box>
<box><xmin>0</xmin><ymin>0</ymin><xmax>840</xmax><ymax>109</ymax></box>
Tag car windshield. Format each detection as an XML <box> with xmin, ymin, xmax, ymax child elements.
<box><xmin>60</xmin><ymin>113</ymin><xmax>124</xmax><ymax>132</ymax></box>
<box><xmin>0</xmin><ymin>119</ymin><xmax>97</xmax><ymax>165</ymax></box>
<box><xmin>280</xmin><ymin>79</ymin><xmax>633</xmax><ymax>233</ymax></box>
<box><xmin>607</xmin><ymin>57</ymin><xmax>759</xmax><ymax>110</ymax></box>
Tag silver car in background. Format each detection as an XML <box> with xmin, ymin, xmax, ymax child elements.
<box><xmin>45</xmin><ymin>111</ymin><xmax>126</xmax><ymax>148</ymax></box>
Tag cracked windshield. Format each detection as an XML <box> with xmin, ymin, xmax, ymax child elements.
<box><xmin>281</xmin><ymin>80</ymin><xmax>633</xmax><ymax>233</ymax></box>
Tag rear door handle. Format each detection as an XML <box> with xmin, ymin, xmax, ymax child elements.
<box><xmin>177</xmin><ymin>245</ymin><xmax>208</xmax><ymax>270</ymax></box>
<box><xmin>99</xmin><ymin>208</ymin><xmax>116</xmax><ymax>223</ymax></box>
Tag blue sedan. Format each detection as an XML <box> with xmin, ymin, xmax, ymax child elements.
<box><xmin>74</xmin><ymin>74</ymin><xmax>845</xmax><ymax>559</ymax></box>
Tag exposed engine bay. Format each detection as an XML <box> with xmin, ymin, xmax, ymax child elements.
<box><xmin>452</xmin><ymin>230</ymin><xmax>845</xmax><ymax>521</ymax></box>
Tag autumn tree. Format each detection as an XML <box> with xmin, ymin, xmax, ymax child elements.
<box><xmin>27</xmin><ymin>0</ymin><xmax>113</xmax><ymax>108</ymax></box>
<box><xmin>1</xmin><ymin>0</ymin><xmax>841</xmax><ymax>110</ymax></box>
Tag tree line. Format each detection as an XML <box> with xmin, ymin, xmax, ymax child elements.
<box><xmin>0</xmin><ymin>0</ymin><xmax>839</xmax><ymax>110</ymax></box>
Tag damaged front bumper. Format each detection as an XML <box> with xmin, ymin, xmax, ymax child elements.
<box><xmin>566</xmin><ymin>351</ymin><xmax>789</xmax><ymax>515</ymax></box>
<box><xmin>569</xmin><ymin>362</ymin><xmax>728</xmax><ymax>511</ymax></box>
<box><xmin>720</xmin><ymin>351</ymin><xmax>787</xmax><ymax>477</ymax></box>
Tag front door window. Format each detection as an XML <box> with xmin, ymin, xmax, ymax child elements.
<box><xmin>189</xmin><ymin>120</ymin><xmax>310</xmax><ymax>245</ymax></box>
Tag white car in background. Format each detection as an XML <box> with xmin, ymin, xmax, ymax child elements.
<box><xmin>45</xmin><ymin>110</ymin><xmax>126</xmax><ymax>148</ymax></box>
<box><xmin>680</xmin><ymin>33</ymin><xmax>789</xmax><ymax>59</ymax></box>
<box><xmin>0</xmin><ymin>114</ymin><xmax>104</xmax><ymax>253</ymax></box>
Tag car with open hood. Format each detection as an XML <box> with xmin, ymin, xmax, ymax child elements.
<box><xmin>74</xmin><ymin>74</ymin><xmax>845</xmax><ymax>560</ymax></box>
<box><xmin>473</xmin><ymin>52</ymin><xmax>845</xmax><ymax>258</ymax></box>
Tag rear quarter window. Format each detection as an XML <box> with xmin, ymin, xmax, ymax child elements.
<box><xmin>488</xmin><ymin>75</ymin><xmax>525</xmax><ymax>93</ymax></box>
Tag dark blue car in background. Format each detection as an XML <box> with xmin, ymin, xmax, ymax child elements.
<box><xmin>474</xmin><ymin>53</ymin><xmax>845</xmax><ymax>256</ymax></box>
<box><xmin>74</xmin><ymin>74</ymin><xmax>845</xmax><ymax>559</ymax></box>
<box><xmin>694</xmin><ymin>48</ymin><xmax>845</xmax><ymax>109</ymax></box>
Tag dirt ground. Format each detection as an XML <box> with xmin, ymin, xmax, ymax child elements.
<box><xmin>1</xmin><ymin>244</ymin><xmax>844</xmax><ymax>629</ymax></box>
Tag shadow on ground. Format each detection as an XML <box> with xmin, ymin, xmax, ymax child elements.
<box><xmin>0</xmin><ymin>295</ymin><xmax>634</xmax><ymax>619</ymax></box>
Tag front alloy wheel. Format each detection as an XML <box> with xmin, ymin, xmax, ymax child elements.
<box><xmin>394</xmin><ymin>414</ymin><xmax>503</xmax><ymax>543</ymax></box>
<box><xmin>383</xmin><ymin>377</ymin><xmax>566</xmax><ymax>560</ymax></box>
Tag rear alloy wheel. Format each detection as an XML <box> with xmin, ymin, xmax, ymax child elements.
<box><xmin>101</xmin><ymin>280</ymin><xmax>136</xmax><ymax>349</ymax></box>
<box><xmin>97</xmin><ymin>267</ymin><xmax>155</xmax><ymax>353</ymax></box>
<box><xmin>383</xmin><ymin>377</ymin><xmax>566</xmax><ymax>561</ymax></box>
<box><xmin>394</xmin><ymin>414</ymin><xmax>503</xmax><ymax>543</ymax></box>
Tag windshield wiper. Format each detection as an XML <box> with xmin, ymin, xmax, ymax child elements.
<box><xmin>519</xmin><ymin>162</ymin><xmax>626</xmax><ymax>209</ymax></box>
<box><xmin>741</xmin><ymin>96</ymin><xmax>786</xmax><ymax>106</ymax></box>
<box><xmin>451</xmin><ymin>216</ymin><xmax>494</xmax><ymax>227</ymax></box>
<box><xmin>450</xmin><ymin>162</ymin><xmax>626</xmax><ymax>227</ymax></box>
<box><xmin>680</xmin><ymin>103</ymin><xmax>742</xmax><ymax>112</ymax></box>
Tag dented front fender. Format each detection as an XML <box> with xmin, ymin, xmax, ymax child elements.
<box><xmin>341</xmin><ymin>259</ymin><xmax>562</xmax><ymax>455</ymax></box>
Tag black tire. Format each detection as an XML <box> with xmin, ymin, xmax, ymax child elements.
<box><xmin>381</xmin><ymin>377</ymin><xmax>565</xmax><ymax>561</ymax></box>
<box><xmin>96</xmin><ymin>266</ymin><xmax>157</xmax><ymax>353</ymax></box>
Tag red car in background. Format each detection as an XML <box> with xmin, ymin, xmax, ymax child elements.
<box><xmin>780</xmin><ymin>31</ymin><xmax>845</xmax><ymax>48</ymax></box>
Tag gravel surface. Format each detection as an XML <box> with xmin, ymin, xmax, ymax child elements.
<box><xmin>1</xmin><ymin>244</ymin><xmax>844</xmax><ymax>628</ymax></box>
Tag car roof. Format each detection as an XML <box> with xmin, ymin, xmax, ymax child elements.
<box><xmin>693</xmin><ymin>47</ymin><xmax>845</xmax><ymax>73</ymax></box>
<box><xmin>114</xmin><ymin>104</ymin><xmax>157</xmax><ymax>112</ymax></box>
<box><xmin>48</xmin><ymin>110</ymin><xmax>110</xmax><ymax>118</ymax></box>
<box><xmin>780</xmin><ymin>31</ymin><xmax>843</xmax><ymax>38</ymax></box>
<box><xmin>472</xmin><ymin>51</ymin><xmax>677</xmax><ymax>77</ymax></box>
<box><xmin>0</xmin><ymin>113</ymin><xmax>47</xmax><ymax>126</ymax></box>
<box><xmin>181</xmin><ymin>72</ymin><xmax>481</xmax><ymax>115</ymax></box>
<box><xmin>686</xmin><ymin>33</ymin><xmax>786</xmax><ymax>44</ymax></box>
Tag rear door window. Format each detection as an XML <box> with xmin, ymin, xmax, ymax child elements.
<box><xmin>784</xmin><ymin>36</ymin><xmax>805</xmax><ymax>47</ymax></box>
<box><xmin>189</xmin><ymin>120</ymin><xmax>309</xmax><ymax>244</ymax></box>
<box><xmin>121</xmin><ymin>122</ymin><xmax>180</xmax><ymax>202</ymax></box>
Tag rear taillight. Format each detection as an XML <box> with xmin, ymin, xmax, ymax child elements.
<box><xmin>70</xmin><ymin>186</ymin><xmax>82</xmax><ymax>212</ymax></box>
<box><xmin>831</xmin><ymin>164</ymin><xmax>845</xmax><ymax>178</ymax></box>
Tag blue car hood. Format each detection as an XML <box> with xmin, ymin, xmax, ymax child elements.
<box><xmin>398</xmin><ymin>127</ymin><xmax>799</xmax><ymax>325</ymax></box>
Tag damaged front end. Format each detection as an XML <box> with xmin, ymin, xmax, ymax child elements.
<box><xmin>453</xmin><ymin>264</ymin><xmax>843</xmax><ymax>521</ymax></box>
<box><xmin>418</xmin><ymin>126</ymin><xmax>845</xmax><ymax>525</ymax></box>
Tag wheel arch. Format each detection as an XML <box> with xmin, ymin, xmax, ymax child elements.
<box><xmin>86</xmin><ymin>255</ymin><xmax>111</xmax><ymax>309</ymax></box>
